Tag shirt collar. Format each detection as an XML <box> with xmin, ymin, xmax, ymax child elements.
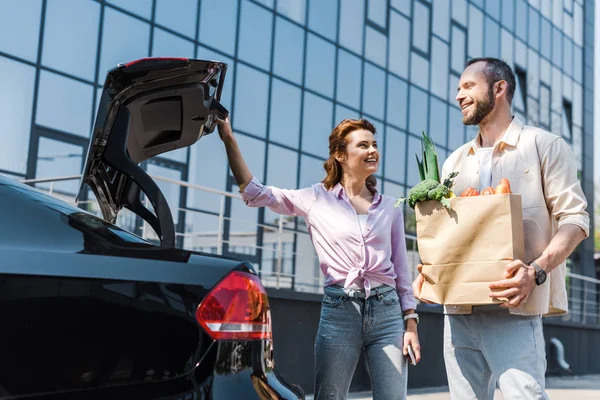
<box><xmin>467</xmin><ymin>116</ymin><xmax>524</xmax><ymax>155</ymax></box>
<box><xmin>332</xmin><ymin>182</ymin><xmax>383</xmax><ymax>206</ymax></box>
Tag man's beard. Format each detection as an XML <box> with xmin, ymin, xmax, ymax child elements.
<box><xmin>463</xmin><ymin>87</ymin><xmax>495</xmax><ymax>125</ymax></box>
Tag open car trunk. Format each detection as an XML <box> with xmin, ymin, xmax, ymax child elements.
<box><xmin>79</xmin><ymin>58</ymin><xmax>228</xmax><ymax>248</ymax></box>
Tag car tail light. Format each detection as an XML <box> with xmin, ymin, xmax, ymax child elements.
<box><xmin>196</xmin><ymin>271</ymin><xmax>272</xmax><ymax>341</ymax></box>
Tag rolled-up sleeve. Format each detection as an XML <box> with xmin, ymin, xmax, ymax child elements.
<box><xmin>391</xmin><ymin>206</ymin><xmax>417</xmax><ymax>311</ymax></box>
<box><xmin>240</xmin><ymin>177</ymin><xmax>313</xmax><ymax>217</ymax></box>
<box><xmin>541</xmin><ymin>138</ymin><xmax>590</xmax><ymax>237</ymax></box>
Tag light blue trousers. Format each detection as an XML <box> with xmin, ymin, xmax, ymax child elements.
<box><xmin>444</xmin><ymin>306</ymin><xmax>549</xmax><ymax>400</ymax></box>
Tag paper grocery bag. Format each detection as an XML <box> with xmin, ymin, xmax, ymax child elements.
<box><xmin>415</xmin><ymin>194</ymin><xmax>525</xmax><ymax>305</ymax></box>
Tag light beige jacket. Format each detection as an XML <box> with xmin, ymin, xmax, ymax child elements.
<box><xmin>441</xmin><ymin>117</ymin><xmax>589</xmax><ymax>316</ymax></box>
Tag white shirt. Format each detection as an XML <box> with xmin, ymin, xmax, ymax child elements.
<box><xmin>475</xmin><ymin>147</ymin><xmax>493</xmax><ymax>190</ymax></box>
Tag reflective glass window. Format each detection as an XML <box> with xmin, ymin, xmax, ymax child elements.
<box><xmin>308</xmin><ymin>0</ymin><xmax>338</xmax><ymax>41</ymax></box>
<box><xmin>384</xmin><ymin>126</ymin><xmax>406</xmax><ymax>184</ymax></box>
<box><xmin>515</xmin><ymin>39</ymin><xmax>527</xmax><ymax>68</ymax></box>
<box><xmin>552</xmin><ymin>27</ymin><xmax>562</xmax><ymax>69</ymax></box>
<box><xmin>432</xmin><ymin>0</ymin><xmax>450</xmax><ymax>40</ymax></box>
<box><xmin>468</xmin><ymin>5</ymin><xmax>483</xmax><ymax>58</ymax></box>
<box><xmin>410</xmin><ymin>52</ymin><xmax>429</xmax><ymax>91</ymax></box>
<box><xmin>152</xmin><ymin>28</ymin><xmax>195</xmax><ymax>58</ymax></box>
<box><xmin>255</xmin><ymin>0</ymin><xmax>275</xmax><ymax>8</ymax></box>
<box><xmin>188</xmin><ymin>132</ymin><xmax>228</xmax><ymax>213</ymax></box>
<box><xmin>236</xmin><ymin>134</ymin><xmax>266</xmax><ymax>182</ymax></box>
<box><xmin>365</xmin><ymin>26</ymin><xmax>387</xmax><ymax>68</ymax></box>
<box><xmin>515</xmin><ymin>0</ymin><xmax>527</xmax><ymax>41</ymax></box>
<box><xmin>389</xmin><ymin>11</ymin><xmax>410</xmax><ymax>79</ymax></box>
<box><xmin>305</xmin><ymin>33</ymin><xmax>336</xmax><ymax>98</ymax></box>
<box><xmin>382</xmin><ymin>180</ymin><xmax>405</xmax><ymax>199</ymax></box>
<box><xmin>470</xmin><ymin>0</ymin><xmax>483</xmax><ymax>8</ymax></box>
<box><xmin>408</xmin><ymin>86</ymin><xmax>428</xmax><ymax>136</ymax></box>
<box><xmin>391</xmin><ymin>0</ymin><xmax>411</xmax><ymax>17</ymax></box>
<box><xmin>368</xmin><ymin>0</ymin><xmax>387</xmax><ymax>27</ymax></box>
<box><xmin>501</xmin><ymin>0</ymin><xmax>514</xmax><ymax>31</ymax></box>
<box><xmin>500</xmin><ymin>29</ymin><xmax>514</xmax><ymax>67</ymax></box>
<box><xmin>485</xmin><ymin>0</ymin><xmax>501</xmax><ymax>21</ymax></box>
<box><xmin>196</xmin><ymin>46</ymin><xmax>234</xmax><ymax>111</ymax></box>
<box><xmin>539</xmin><ymin>85</ymin><xmax>551</xmax><ymax>128</ymax></box>
<box><xmin>42</xmin><ymin>0</ymin><xmax>99</xmax><ymax>81</ymax></box>
<box><xmin>406</xmin><ymin>134</ymin><xmax>422</xmax><ymax>187</ymax></box>
<box><xmin>528</xmin><ymin>8</ymin><xmax>540</xmax><ymax>51</ymax></box>
<box><xmin>574</xmin><ymin>45</ymin><xmax>582</xmax><ymax>84</ymax></box>
<box><xmin>336</xmin><ymin>49</ymin><xmax>362</xmax><ymax>110</ymax></box>
<box><xmin>428</xmin><ymin>97</ymin><xmax>448</xmax><ymax>147</ymax></box>
<box><xmin>484</xmin><ymin>17</ymin><xmax>500</xmax><ymax>58</ymax></box>
<box><xmin>362</xmin><ymin>63</ymin><xmax>385</xmax><ymax>121</ymax></box>
<box><xmin>573</xmin><ymin>3</ymin><xmax>583</xmax><ymax>46</ymax></box>
<box><xmin>302</xmin><ymin>93</ymin><xmax>333</xmax><ymax>159</ymax></box>
<box><xmin>448</xmin><ymin>107</ymin><xmax>466</xmax><ymax>151</ymax></box>
<box><xmin>451</xmin><ymin>0</ymin><xmax>467</xmax><ymax>25</ymax></box>
<box><xmin>540</xmin><ymin>17</ymin><xmax>552</xmax><ymax>59</ymax></box>
<box><xmin>431</xmin><ymin>38</ymin><xmax>449</xmax><ymax>100</ymax></box>
<box><xmin>0</xmin><ymin>0</ymin><xmax>42</xmax><ymax>62</ymax></box>
<box><xmin>199</xmin><ymin>0</ymin><xmax>238</xmax><ymax>57</ymax></box>
<box><xmin>269</xmin><ymin>78</ymin><xmax>302</xmax><ymax>148</ymax></box>
<box><xmin>335</xmin><ymin>104</ymin><xmax>359</xmax><ymax>125</ymax></box>
<box><xmin>300</xmin><ymin>155</ymin><xmax>325</xmax><ymax>189</ymax></box>
<box><xmin>265</xmin><ymin>144</ymin><xmax>298</xmax><ymax>225</ymax></box>
<box><xmin>412</xmin><ymin>1</ymin><xmax>430</xmax><ymax>55</ymax></box>
<box><xmin>273</xmin><ymin>17</ymin><xmax>305</xmax><ymax>84</ymax></box>
<box><xmin>563</xmin><ymin>38</ymin><xmax>573</xmax><ymax>77</ymax></box>
<box><xmin>238</xmin><ymin>1</ymin><xmax>273</xmax><ymax>70</ymax></box>
<box><xmin>233</xmin><ymin>64</ymin><xmax>269</xmax><ymax>138</ymax></box>
<box><xmin>155</xmin><ymin>0</ymin><xmax>197</xmax><ymax>38</ymax></box>
<box><xmin>277</xmin><ymin>0</ymin><xmax>306</xmax><ymax>25</ymax></box>
<box><xmin>552</xmin><ymin>0</ymin><xmax>562</xmax><ymax>28</ymax></box>
<box><xmin>339</xmin><ymin>0</ymin><xmax>365</xmax><ymax>55</ymax></box>
<box><xmin>146</xmin><ymin>163</ymin><xmax>182</xmax><ymax>224</ymax></box>
<box><xmin>106</xmin><ymin>0</ymin><xmax>152</xmax><ymax>19</ymax></box>
<box><xmin>0</xmin><ymin>57</ymin><xmax>35</xmax><ymax>174</ymax></box>
<box><xmin>37</xmin><ymin>71</ymin><xmax>94</xmax><ymax>137</ymax></box>
<box><xmin>386</xmin><ymin>75</ymin><xmax>408</xmax><ymax>130</ymax></box>
<box><xmin>99</xmin><ymin>8</ymin><xmax>150</xmax><ymax>81</ymax></box>
<box><xmin>448</xmin><ymin>74</ymin><xmax>460</xmax><ymax>109</ymax></box>
<box><xmin>35</xmin><ymin>138</ymin><xmax>84</xmax><ymax>196</ymax></box>
<box><xmin>451</xmin><ymin>25</ymin><xmax>466</xmax><ymax>73</ymax></box>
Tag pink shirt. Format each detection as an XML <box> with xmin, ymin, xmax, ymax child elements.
<box><xmin>241</xmin><ymin>177</ymin><xmax>417</xmax><ymax>311</ymax></box>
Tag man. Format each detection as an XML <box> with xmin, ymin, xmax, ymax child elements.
<box><xmin>413</xmin><ymin>57</ymin><xmax>589</xmax><ymax>399</ymax></box>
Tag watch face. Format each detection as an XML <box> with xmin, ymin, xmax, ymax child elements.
<box><xmin>536</xmin><ymin>270</ymin><xmax>547</xmax><ymax>285</ymax></box>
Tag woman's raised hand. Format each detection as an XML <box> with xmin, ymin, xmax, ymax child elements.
<box><xmin>215</xmin><ymin>116</ymin><xmax>234</xmax><ymax>143</ymax></box>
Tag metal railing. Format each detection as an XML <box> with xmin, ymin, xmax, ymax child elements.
<box><xmin>15</xmin><ymin>174</ymin><xmax>600</xmax><ymax>325</ymax></box>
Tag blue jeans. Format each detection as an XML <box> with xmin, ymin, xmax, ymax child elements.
<box><xmin>314</xmin><ymin>287</ymin><xmax>408</xmax><ymax>400</ymax></box>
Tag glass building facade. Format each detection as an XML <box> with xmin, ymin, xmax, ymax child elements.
<box><xmin>0</xmin><ymin>0</ymin><xmax>596</xmax><ymax>289</ymax></box>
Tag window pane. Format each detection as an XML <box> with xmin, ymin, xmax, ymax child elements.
<box><xmin>451</xmin><ymin>26</ymin><xmax>466</xmax><ymax>73</ymax></box>
<box><xmin>0</xmin><ymin>0</ymin><xmax>42</xmax><ymax>62</ymax></box>
<box><xmin>382</xmin><ymin>181</ymin><xmax>405</xmax><ymax>200</ymax></box>
<box><xmin>431</xmin><ymin>38</ymin><xmax>449</xmax><ymax>100</ymax></box>
<box><xmin>574</xmin><ymin>45</ymin><xmax>582</xmax><ymax>84</ymax></box>
<box><xmin>389</xmin><ymin>11</ymin><xmax>410</xmax><ymax>79</ymax></box>
<box><xmin>484</xmin><ymin>17</ymin><xmax>500</xmax><ymax>58</ymax></box>
<box><xmin>155</xmin><ymin>0</ymin><xmax>196</xmax><ymax>38</ymax></box>
<box><xmin>335</xmin><ymin>104</ymin><xmax>359</xmax><ymax>125</ymax></box>
<box><xmin>448</xmin><ymin>74</ymin><xmax>460</xmax><ymax>109</ymax></box>
<box><xmin>269</xmin><ymin>78</ymin><xmax>301</xmax><ymax>148</ymax></box>
<box><xmin>502</xmin><ymin>0</ymin><xmax>514</xmax><ymax>31</ymax></box>
<box><xmin>238</xmin><ymin>1</ymin><xmax>273</xmax><ymax>70</ymax></box>
<box><xmin>368</xmin><ymin>0</ymin><xmax>387</xmax><ymax>27</ymax></box>
<box><xmin>37</xmin><ymin>71</ymin><xmax>94</xmax><ymax>137</ymax></box>
<box><xmin>448</xmin><ymin>107</ymin><xmax>466</xmax><ymax>150</ymax></box>
<box><xmin>236</xmin><ymin>134</ymin><xmax>266</xmax><ymax>182</ymax></box>
<box><xmin>515</xmin><ymin>0</ymin><xmax>527</xmax><ymax>41</ymax></box>
<box><xmin>386</xmin><ymin>75</ymin><xmax>408</xmax><ymax>130</ymax></box>
<box><xmin>408</xmin><ymin>86</ymin><xmax>428</xmax><ymax>136</ymax></box>
<box><xmin>35</xmin><ymin>138</ymin><xmax>84</xmax><ymax>196</ymax></box>
<box><xmin>233</xmin><ymin>64</ymin><xmax>269</xmax><ymax>137</ymax></box>
<box><xmin>528</xmin><ymin>8</ymin><xmax>540</xmax><ymax>51</ymax></box>
<box><xmin>265</xmin><ymin>144</ymin><xmax>298</xmax><ymax>225</ymax></box>
<box><xmin>410</xmin><ymin>52</ymin><xmax>429</xmax><ymax>91</ymax></box>
<box><xmin>428</xmin><ymin>97</ymin><xmax>447</xmax><ymax>147</ymax></box>
<box><xmin>468</xmin><ymin>5</ymin><xmax>483</xmax><ymax>58</ymax></box>
<box><xmin>305</xmin><ymin>33</ymin><xmax>335</xmax><ymax>98</ymax></box>
<box><xmin>273</xmin><ymin>17</ymin><xmax>305</xmax><ymax>84</ymax></box>
<box><xmin>384</xmin><ymin>126</ymin><xmax>406</xmax><ymax>184</ymax></box>
<box><xmin>573</xmin><ymin>3</ymin><xmax>583</xmax><ymax>46</ymax></box>
<box><xmin>501</xmin><ymin>29</ymin><xmax>514</xmax><ymax>67</ymax></box>
<box><xmin>365</xmin><ymin>26</ymin><xmax>387</xmax><ymax>67</ymax></box>
<box><xmin>277</xmin><ymin>0</ymin><xmax>306</xmax><ymax>25</ymax></box>
<box><xmin>339</xmin><ymin>0</ymin><xmax>365</xmax><ymax>55</ymax></box>
<box><xmin>432</xmin><ymin>0</ymin><xmax>450</xmax><ymax>40</ymax></box>
<box><xmin>391</xmin><ymin>0</ymin><xmax>411</xmax><ymax>17</ymax></box>
<box><xmin>300</xmin><ymin>155</ymin><xmax>325</xmax><ymax>191</ymax></box>
<box><xmin>540</xmin><ymin>85</ymin><xmax>551</xmax><ymax>128</ymax></box>
<box><xmin>308</xmin><ymin>0</ymin><xmax>338</xmax><ymax>41</ymax></box>
<box><xmin>0</xmin><ymin>57</ymin><xmax>35</xmax><ymax>174</ymax></box>
<box><xmin>188</xmin><ymin>132</ymin><xmax>227</xmax><ymax>213</ymax></box>
<box><xmin>540</xmin><ymin>17</ymin><xmax>551</xmax><ymax>59</ymax></box>
<box><xmin>336</xmin><ymin>49</ymin><xmax>362</xmax><ymax>109</ymax></box>
<box><xmin>362</xmin><ymin>63</ymin><xmax>385</xmax><ymax>120</ymax></box>
<box><xmin>100</xmin><ymin>8</ymin><xmax>150</xmax><ymax>81</ymax></box>
<box><xmin>552</xmin><ymin>27</ymin><xmax>562</xmax><ymax>68</ymax></box>
<box><xmin>199</xmin><ymin>0</ymin><xmax>238</xmax><ymax>56</ymax></box>
<box><xmin>302</xmin><ymin>93</ymin><xmax>333</xmax><ymax>159</ymax></box>
<box><xmin>412</xmin><ymin>1</ymin><xmax>430</xmax><ymax>55</ymax></box>
<box><xmin>106</xmin><ymin>0</ymin><xmax>152</xmax><ymax>19</ymax></box>
<box><xmin>406</xmin><ymin>135</ymin><xmax>422</xmax><ymax>187</ymax></box>
<box><xmin>451</xmin><ymin>0</ymin><xmax>467</xmax><ymax>25</ymax></box>
<box><xmin>152</xmin><ymin>28</ymin><xmax>195</xmax><ymax>58</ymax></box>
<box><xmin>42</xmin><ymin>0</ymin><xmax>99</xmax><ymax>81</ymax></box>
<box><xmin>146</xmin><ymin>163</ymin><xmax>182</xmax><ymax>224</ymax></box>
<box><xmin>563</xmin><ymin>37</ymin><xmax>573</xmax><ymax>76</ymax></box>
<box><xmin>485</xmin><ymin>0</ymin><xmax>501</xmax><ymax>20</ymax></box>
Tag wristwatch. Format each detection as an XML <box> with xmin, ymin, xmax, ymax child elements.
<box><xmin>403</xmin><ymin>313</ymin><xmax>419</xmax><ymax>324</ymax></box>
<box><xmin>528</xmin><ymin>261</ymin><xmax>547</xmax><ymax>286</ymax></box>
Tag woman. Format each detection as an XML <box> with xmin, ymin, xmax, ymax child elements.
<box><xmin>216</xmin><ymin>116</ymin><xmax>420</xmax><ymax>400</ymax></box>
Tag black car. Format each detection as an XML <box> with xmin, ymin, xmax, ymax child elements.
<box><xmin>0</xmin><ymin>58</ymin><xmax>303</xmax><ymax>399</ymax></box>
